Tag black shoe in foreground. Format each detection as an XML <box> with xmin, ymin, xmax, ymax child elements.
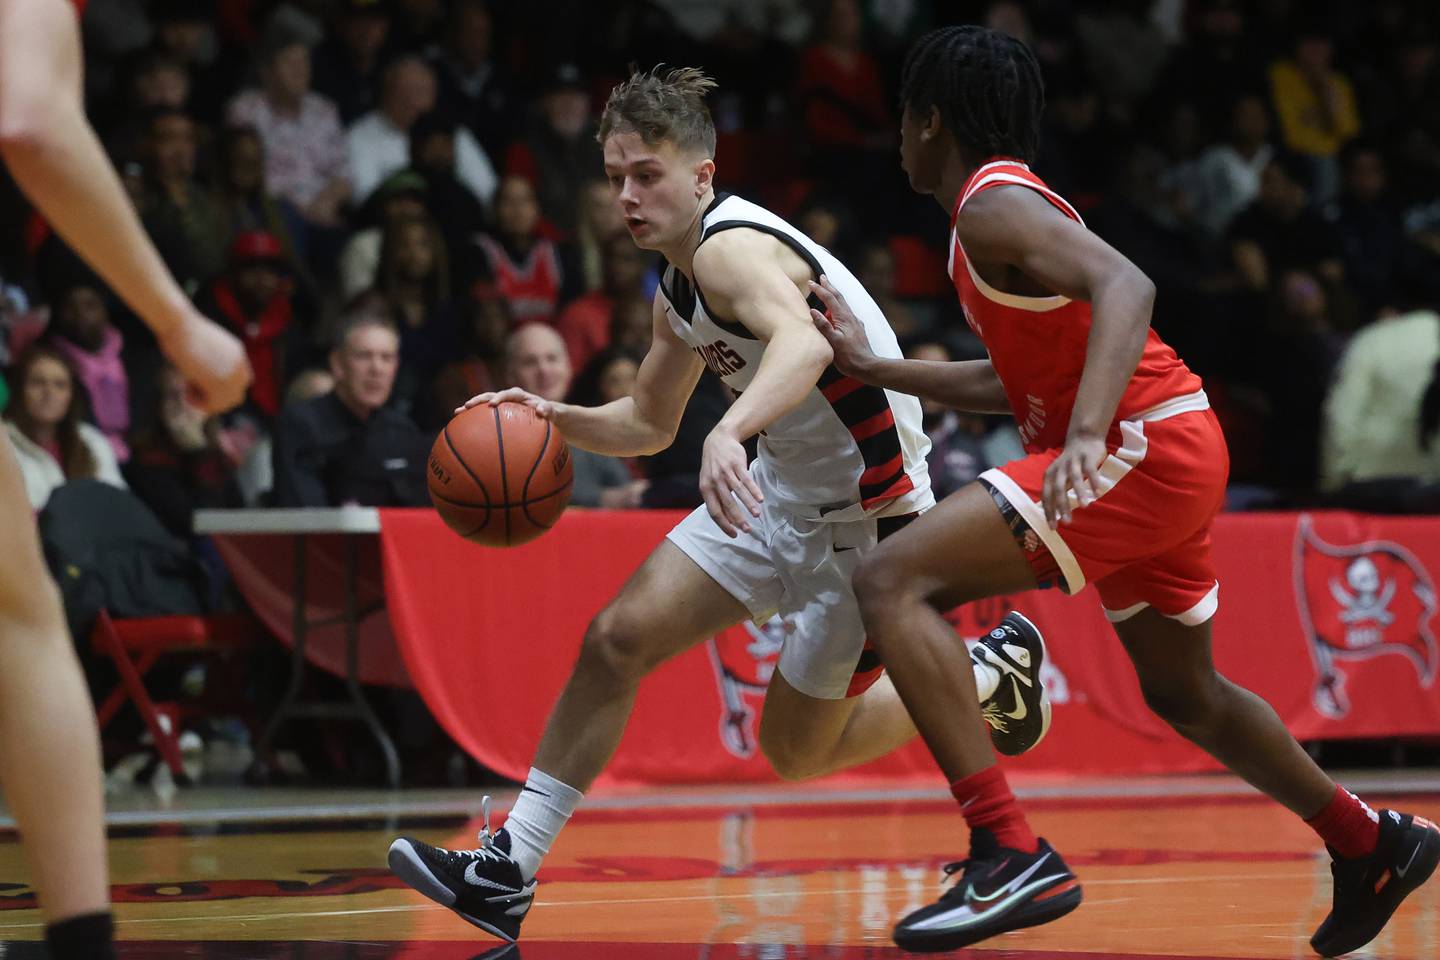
<box><xmin>892</xmin><ymin>828</ymin><xmax>1082</xmax><ymax>953</ymax></box>
<box><xmin>975</xmin><ymin>612</ymin><xmax>1052</xmax><ymax>756</ymax></box>
<box><xmin>1310</xmin><ymin>809</ymin><xmax>1440</xmax><ymax>957</ymax></box>
<box><xmin>388</xmin><ymin>797</ymin><xmax>537</xmax><ymax>942</ymax></box>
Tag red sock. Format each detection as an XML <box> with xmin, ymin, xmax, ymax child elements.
<box><xmin>1306</xmin><ymin>786</ymin><xmax>1379</xmax><ymax>859</ymax></box>
<box><xmin>950</xmin><ymin>765</ymin><xmax>1038</xmax><ymax>853</ymax></box>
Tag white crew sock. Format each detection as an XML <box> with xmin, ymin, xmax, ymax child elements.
<box><xmin>501</xmin><ymin>767</ymin><xmax>583</xmax><ymax>881</ymax></box>
<box><xmin>971</xmin><ymin>645</ymin><xmax>1001</xmax><ymax>701</ymax></box>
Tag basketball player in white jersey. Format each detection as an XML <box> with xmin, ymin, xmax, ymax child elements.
<box><xmin>387</xmin><ymin>67</ymin><xmax>1050</xmax><ymax>942</ymax></box>
<box><xmin>0</xmin><ymin>1</ymin><xmax>250</xmax><ymax>956</ymax></box>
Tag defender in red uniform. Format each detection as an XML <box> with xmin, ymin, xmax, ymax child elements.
<box><xmin>811</xmin><ymin>25</ymin><xmax>1439</xmax><ymax>956</ymax></box>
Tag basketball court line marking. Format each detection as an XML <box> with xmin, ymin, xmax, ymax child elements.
<box><xmin>0</xmin><ymin>871</ymin><xmax>1300</xmax><ymax>932</ymax></box>
<box><xmin>40</xmin><ymin>771</ymin><xmax>1440</xmax><ymax>830</ymax></box>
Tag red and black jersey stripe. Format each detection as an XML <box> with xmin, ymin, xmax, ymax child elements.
<box><xmin>817</xmin><ymin>364</ymin><xmax>915</xmax><ymax>509</ymax></box>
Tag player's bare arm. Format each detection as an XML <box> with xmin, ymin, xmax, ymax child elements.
<box><xmin>958</xmin><ymin>185</ymin><xmax>1156</xmax><ymax>526</ymax></box>
<box><xmin>808</xmin><ymin>276</ymin><xmax>1010</xmax><ymax>414</ymax></box>
<box><xmin>467</xmin><ymin>292</ymin><xmax>704</xmax><ymax>457</ymax></box>
<box><xmin>0</xmin><ymin>0</ymin><xmax>249</xmax><ymax>413</ymax></box>
<box><xmin>691</xmin><ymin>229</ymin><xmax>834</xmax><ymax>537</ymax></box>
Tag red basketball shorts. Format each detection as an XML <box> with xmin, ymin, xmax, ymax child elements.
<box><xmin>979</xmin><ymin>392</ymin><xmax>1230</xmax><ymax>625</ymax></box>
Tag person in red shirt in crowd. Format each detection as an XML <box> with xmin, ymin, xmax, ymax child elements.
<box><xmin>554</xmin><ymin>231</ymin><xmax>651</xmax><ymax>374</ymax></box>
<box><xmin>809</xmin><ymin>26</ymin><xmax>1439</xmax><ymax>955</ymax></box>
<box><xmin>470</xmin><ymin>174</ymin><xmax>582</xmax><ymax>326</ymax></box>
<box><xmin>796</xmin><ymin>0</ymin><xmax>893</xmax><ymax>219</ymax></box>
<box><xmin>198</xmin><ymin>231</ymin><xmax>297</xmax><ymax>419</ymax></box>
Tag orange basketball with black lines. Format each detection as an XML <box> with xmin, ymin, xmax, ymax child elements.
<box><xmin>427</xmin><ymin>402</ymin><xmax>573</xmax><ymax>546</ymax></box>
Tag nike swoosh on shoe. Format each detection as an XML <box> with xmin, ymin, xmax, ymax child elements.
<box><xmin>463</xmin><ymin>863</ymin><xmax>522</xmax><ymax>892</ymax></box>
<box><xmin>1002</xmin><ymin>676</ymin><xmax>1028</xmax><ymax>720</ymax></box>
<box><xmin>1396</xmin><ymin>840</ymin><xmax>1424</xmax><ymax>878</ymax></box>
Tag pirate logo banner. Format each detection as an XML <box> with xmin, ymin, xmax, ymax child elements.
<box><xmin>1293</xmin><ymin>515</ymin><xmax>1438</xmax><ymax>719</ymax></box>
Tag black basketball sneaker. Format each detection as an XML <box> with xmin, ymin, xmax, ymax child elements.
<box><xmin>974</xmin><ymin>612</ymin><xmax>1052</xmax><ymax>756</ymax></box>
<box><xmin>1310</xmin><ymin>809</ymin><xmax>1440</xmax><ymax>957</ymax></box>
<box><xmin>388</xmin><ymin>797</ymin><xmax>536</xmax><ymax>942</ymax></box>
<box><xmin>893</xmin><ymin>827</ymin><xmax>1082</xmax><ymax>953</ymax></box>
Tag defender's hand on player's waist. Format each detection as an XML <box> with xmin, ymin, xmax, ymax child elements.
<box><xmin>457</xmin><ymin>387</ymin><xmax>555</xmax><ymax>420</ymax></box>
<box><xmin>700</xmin><ymin>427</ymin><xmax>763</xmax><ymax>538</ymax></box>
<box><xmin>808</xmin><ymin>277</ymin><xmax>875</xmax><ymax>378</ymax></box>
<box><xmin>1042</xmin><ymin>434</ymin><xmax>1107</xmax><ymax>528</ymax></box>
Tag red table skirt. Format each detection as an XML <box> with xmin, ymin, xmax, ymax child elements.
<box><xmin>369</xmin><ymin>508</ymin><xmax>1440</xmax><ymax>788</ymax></box>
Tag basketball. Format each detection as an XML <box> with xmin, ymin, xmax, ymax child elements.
<box><xmin>427</xmin><ymin>401</ymin><xmax>573</xmax><ymax>546</ymax></box>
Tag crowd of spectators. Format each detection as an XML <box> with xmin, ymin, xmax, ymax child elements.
<box><xmin>2</xmin><ymin>1</ymin><xmax>1440</xmax><ymax>738</ymax></box>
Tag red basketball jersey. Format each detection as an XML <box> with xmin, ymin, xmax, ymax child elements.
<box><xmin>947</xmin><ymin>159</ymin><xmax>1202</xmax><ymax>452</ymax></box>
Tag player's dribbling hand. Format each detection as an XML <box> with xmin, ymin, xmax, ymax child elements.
<box><xmin>1042</xmin><ymin>433</ymin><xmax>1107</xmax><ymax>527</ymax></box>
<box><xmin>158</xmin><ymin>312</ymin><xmax>252</xmax><ymax>415</ymax></box>
<box><xmin>807</xmin><ymin>276</ymin><xmax>876</xmax><ymax>378</ymax></box>
<box><xmin>457</xmin><ymin>387</ymin><xmax>554</xmax><ymax>420</ymax></box>
<box><xmin>700</xmin><ymin>426</ymin><xmax>763</xmax><ymax>538</ymax></box>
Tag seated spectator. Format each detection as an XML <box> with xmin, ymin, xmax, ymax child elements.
<box><xmin>348</xmin><ymin>56</ymin><xmax>498</xmax><ymax>209</ymax></box>
<box><xmin>794</xmin><ymin>194</ymin><xmax>860</xmax><ymax>262</ymax></box>
<box><xmin>124</xmin><ymin>364</ymin><xmax>245</xmax><ymax>537</ymax></box>
<box><xmin>1190</xmin><ymin>93</ymin><xmax>1274</xmax><ymax>243</ymax></box>
<box><xmin>426</xmin><ymin>285</ymin><xmax>511</xmax><ymax>431</ymax></box>
<box><xmin>1075</xmin><ymin>0</ymin><xmax>1168</xmax><ymax>114</ymax></box>
<box><xmin>197</xmin><ymin>232</ymin><xmax>301</xmax><ymax>420</ymax></box>
<box><xmin>1268</xmin><ymin>21</ymin><xmax>1360</xmax><ymax>205</ymax></box>
<box><xmin>271</xmin><ymin>312</ymin><xmax>428</xmax><ymax>507</ymax></box>
<box><xmin>149</xmin><ymin>0</ymin><xmax>228</xmax><ymax>125</ymax></box>
<box><xmin>339</xmin><ymin>170</ymin><xmax>431</xmax><ymax>301</ymax></box>
<box><xmin>3</xmin><ymin>344</ymin><xmax>125</xmax><ymax>510</ymax></box>
<box><xmin>104</xmin><ymin>50</ymin><xmax>193</xmax><ymax>163</ymax></box>
<box><xmin>503</xmin><ymin>62</ymin><xmax>602</xmax><ymax>236</ymax></box>
<box><xmin>854</xmin><ymin>241</ymin><xmax>921</xmax><ymax>340</ymax></box>
<box><xmin>227</xmin><ymin>29</ymin><xmax>351</xmax><ymax>233</ymax></box>
<box><xmin>311</xmin><ymin>0</ymin><xmax>392</xmax><ymax>125</ymax></box>
<box><xmin>795</xmin><ymin>0</ymin><xmax>893</xmax><ymax>217</ymax></box>
<box><xmin>46</xmin><ymin>280</ymin><xmax>130</xmax><ymax>462</ymax></box>
<box><xmin>212</xmin><ymin>125</ymin><xmax>315</xmax><ymax>296</ymax></box>
<box><xmin>1148</xmin><ymin>0</ymin><xmax>1266</xmax><ymax>136</ymax></box>
<box><xmin>360</xmin><ymin>211</ymin><xmax>459</xmax><ymax>416</ymax></box>
<box><xmin>430</xmin><ymin>0</ymin><xmax>517</xmax><ymax>158</ymax></box>
<box><xmin>1228</xmin><ymin>154</ymin><xmax>1343</xmax><ymax>293</ymax></box>
<box><xmin>573</xmin><ymin>176</ymin><xmax>626</xmax><ymax>292</ymax></box>
<box><xmin>140</xmin><ymin>107</ymin><xmax>228</xmax><ymax>293</ymax></box>
<box><xmin>472</xmin><ymin>175</ymin><xmax>582</xmax><ymax>325</ymax></box>
<box><xmin>1320</xmin><ymin>308</ymin><xmax>1440</xmax><ymax>508</ymax></box>
<box><xmin>1326</xmin><ymin>140</ymin><xmax>1406</xmax><ymax>319</ymax></box>
<box><xmin>409</xmin><ymin>112</ymin><xmax>489</xmax><ymax>272</ymax></box>
<box><xmin>236</xmin><ymin>368</ymin><xmax>335</xmax><ymax>506</ymax></box>
<box><xmin>505</xmin><ymin>323</ymin><xmax>637</xmax><ymax>508</ymax></box>
<box><xmin>555</xmin><ymin>232</ymin><xmax>650</xmax><ymax>373</ymax></box>
<box><xmin>567</xmin><ymin>346</ymin><xmax>650</xmax><ymax>509</ymax></box>
<box><xmin>610</xmin><ymin>295</ymin><xmax>655</xmax><ymax>354</ymax></box>
<box><xmin>1250</xmin><ymin>269</ymin><xmax>1345</xmax><ymax>495</ymax></box>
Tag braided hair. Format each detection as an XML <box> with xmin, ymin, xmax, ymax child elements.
<box><xmin>899</xmin><ymin>25</ymin><xmax>1045</xmax><ymax>164</ymax></box>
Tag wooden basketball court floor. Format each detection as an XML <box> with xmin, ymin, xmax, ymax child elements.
<box><xmin>0</xmin><ymin>773</ymin><xmax>1436</xmax><ymax>959</ymax></box>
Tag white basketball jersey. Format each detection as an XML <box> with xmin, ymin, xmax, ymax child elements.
<box><xmin>660</xmin><ymin>194</ymin><xmax>932</xmax><ymax>518</ymax></box>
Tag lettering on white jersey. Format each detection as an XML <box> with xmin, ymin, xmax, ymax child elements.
<box><xmin>694</xmin><ymin>339</ymin><xmax>748</xmax><ymax>378</ymax></box>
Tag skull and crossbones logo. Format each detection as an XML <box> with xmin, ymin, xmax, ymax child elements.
<box><xmin>1330</xmin><ymin>556</ymin><xmax>1396</xmax><ymax>629</ymax></box>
